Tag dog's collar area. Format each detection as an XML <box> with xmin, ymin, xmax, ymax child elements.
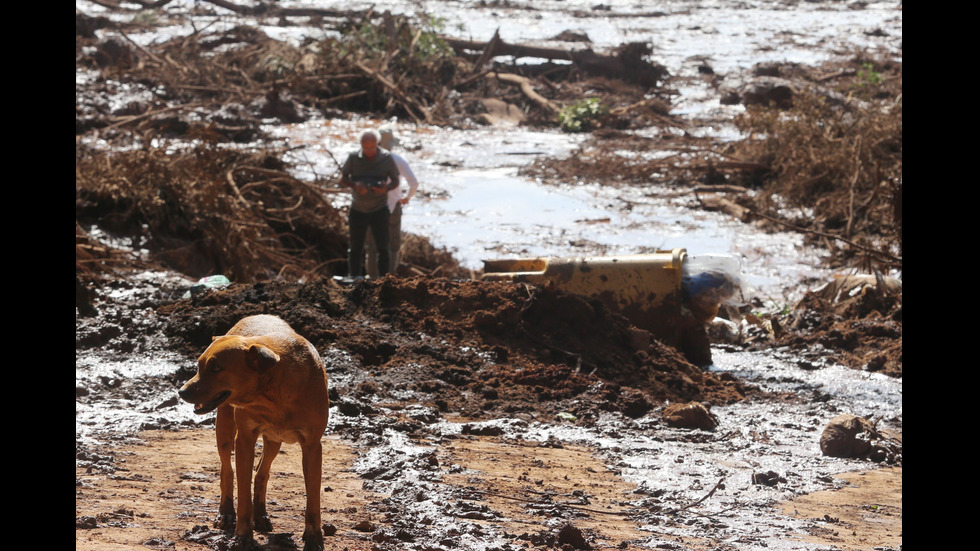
<box><xmin>194</xmin><ymin>390</ymin><xmax>231</xmax><ymax>415</ymax></box>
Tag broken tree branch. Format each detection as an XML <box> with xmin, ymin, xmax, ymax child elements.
<box><xmin>666</xmin><ymin>478</ymin><xmax>726</xmax><ymax>514</ymax></box>
<box><xmin>751</xmin><ymin>210</ymin><xmax>901</xmax><ymax>265</ymax></box>
<box><xmin>93</xmin><ymin>103</ymin><xmax>205</xmax><ymax>134</ymax></box>
<box><xmin>489</xmin><ymin>72</ymin><xmax>559</xmax><ymax>113</ymax></box>
<box><xmin>354</xmin><ymin>60</ymin><xmax>431</xmax><ymax>124</ymax></box>
<box><xmin>443</xmin><ymin>36</ymin><xmax>578</xmax><ymax>63</ymax></box>
<box><xmin>469</xmin><ymin>28</ymin><xmax>503</xmax><ymax>75</ymax></box>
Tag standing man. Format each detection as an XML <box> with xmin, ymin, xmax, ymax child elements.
<box><xmin>365</xmin><ymin>127</ymin><xmax>420</xmax><ymax>278</ymax></box>
<box><xmin>339</xmin><ymin>129</ymin><xmax>400</xmax><ymax>279</ymax></box>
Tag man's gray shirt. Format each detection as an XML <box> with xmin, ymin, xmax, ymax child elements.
<box><xmin>341</xmin><ymin>149</ymin><xmax>400</xmax><ymax>213</ymax></box>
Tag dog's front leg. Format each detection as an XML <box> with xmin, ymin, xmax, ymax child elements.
<box><xmin>215</xmin><ymin>405</ymin><xmax>237</xmax><ymax>530</ymax></box>
<box><xmin>252</xmin><ymin>437</ymin><xmax>281</xmax><ymax>532</ymax></box>
<box><xmin>233</xmin><ymin>426</ymin><xmax>260</xmax><ymax>540</ymax></box>
<box><xmin>300</xmin><ymin>439</ymin><xmax>324</xmax><ymax>551</ymax></box>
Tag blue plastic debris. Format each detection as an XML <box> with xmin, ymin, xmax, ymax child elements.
<box><xmin>182</xmin><ymin>275</ymin><xmax>232</xmax><ymax>298</ymax></box>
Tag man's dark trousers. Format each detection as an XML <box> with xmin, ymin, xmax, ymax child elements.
<box><xmin>348</xmin><ymin>206</ymin><xmax>391</xmax><ymax>277</ymax></box>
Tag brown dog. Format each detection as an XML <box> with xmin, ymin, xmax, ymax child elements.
<box><xmin>178</xmin><ymin>315</ymin><xmax>330</xmax><ymax>551</ymax></box>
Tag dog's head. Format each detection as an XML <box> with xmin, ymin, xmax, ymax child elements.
<box><xmin>178</xmin><ymin>335</ymin><xmax>281</xmax><ymax>415</ymax></box>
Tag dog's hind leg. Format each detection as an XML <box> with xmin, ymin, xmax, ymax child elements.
<box><xmin>252</xmin><ymin>437</ymin><xmax>281</xmax><ymax>532</ymax></box>
<box><xmin>214</xmin><ymin>405</ymin><xmax>237</xmax><ymax>530</ymax></box>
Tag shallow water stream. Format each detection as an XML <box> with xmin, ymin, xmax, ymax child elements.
<box><xmin>79</xmin><ymin>0</ymin><xmax>903</xmax><ymax>302</ymax></box>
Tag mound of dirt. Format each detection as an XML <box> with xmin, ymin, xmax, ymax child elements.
<box><xmin>156</xmin><ymin>276</ymin><xmax>753</xmax><ymax>422</ymax></box>
<box><xmin>756</xmin><ymin>275</ymin><xmax>902</xmax><ymax>377</ymax></box>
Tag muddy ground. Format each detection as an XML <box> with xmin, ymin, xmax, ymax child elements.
<box><xmin>76</xmin><ymin>267</ymin><xmax>901</xmax><ymax>551</ymax></box>
<box><xmin>77</xmin><ymin>2</ymin><xmax>901</xmax><ymax>550</ymax></box>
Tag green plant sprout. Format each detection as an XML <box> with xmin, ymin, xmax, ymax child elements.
<box><xmin>558</xmin><ymin>98</ymin><xmax>607</xmax><ymax>133</ymax></box>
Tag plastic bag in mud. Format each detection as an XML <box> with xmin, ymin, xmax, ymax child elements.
<box><xmin>681</xmin><ymin>254</ymin><xmax>741</xmax><ymax>321</ymax></box>
<box><xmin>182</xmin><ymin>275</ymin><xmax>231</xmax><ymax>298</ymax></box>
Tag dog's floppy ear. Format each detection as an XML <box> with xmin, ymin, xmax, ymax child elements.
<box><xmin>246</xmin><ymin>344</ymin><xmax>280</xmax><ymax>372</ymax></box>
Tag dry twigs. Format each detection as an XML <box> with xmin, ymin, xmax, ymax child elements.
<box><xmin>354</xmin><ymin>60</ymin><xmax>432</xmax><ymax>124</ymax></box>
<box><xmin>729</xmin><ymin>86</ymin><xmax>903</xmax><ymax>270</ymax></box>
<box><xmin>76</xmin><ymin>145</ymin><xmax>348</xmax><ymax>282</ymax></box>
<box><xmin>664</xmin><ymin>477</ymin><xmax>727</xmax><ymax>515</ymax></box>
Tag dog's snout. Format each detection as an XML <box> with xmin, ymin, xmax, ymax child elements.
<box><xmin>178</xmin><ymin>379</ymin><xmax>198</xmax><ymax>402</ymax></box>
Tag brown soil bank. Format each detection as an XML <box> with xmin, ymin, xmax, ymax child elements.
<box><xmin>739</xmin><ymin>274</ymin><xmax>902</xmax><ymax>378</ymax></box>
<box><xmin>158</xmin><ymin>276</ymin><xmax>752</xmax><ymax>421</ymax></box>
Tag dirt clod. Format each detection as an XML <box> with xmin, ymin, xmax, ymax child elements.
<box><xmin>752</xmin><ymin>471</ymin><xmax>787</xmax><ymax>487</ymax></box>
<box><xmin>557</xmin><ymin>523</ymin><xmax>592</xmax><ymax>549</ymax></box>
<box><xmin>661</xmin><ymin>401</ymin><xmax>719</xmax><ymax>431</ymax></box>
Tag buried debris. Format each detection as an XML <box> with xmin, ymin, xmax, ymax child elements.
<box><xmin>77</xmin><ymin>9</ymin><xmax>675</xmax><ymax>137</ymax></box>
<box><xmin>181</xmin><ymin>275</ymin><xmax>231</xmax><ymax>298</ymax></box>
<box><xmin>482</xmin><ymin>249</ymin><xmax>739</xmax><ymax>366</ymax></box>
<box><xmin>443</xmin><ymin>34</ymin><xmax>668</xmax><ymax>89</ymax></box>
<box><xmin>812</xmin><ymin>273</ymin><xmax>902</xmax><ymax>304</ymax></box>
<box><xmin>523</xmin><ymin>523</ymin><xmax>593</xmax><ymax>550</ymax></box>
<box><xmin>769</xmin><ymin>273</ymin><xmax>902</xmax><ymax>376</ymax></box>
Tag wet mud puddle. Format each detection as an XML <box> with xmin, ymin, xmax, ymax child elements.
<box><xmin>324</xmin><ymin>347</ymin><xmax>901</xmax><ymax>550</ymax></box>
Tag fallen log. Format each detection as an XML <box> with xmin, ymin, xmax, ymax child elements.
<box><xmin>443</xmin><ymin>35</ymin><xmax>666</xmax><ymax>87</ymax></box>
<box><xmin>696</xmin><ymin>194</ymin><xmax>752</xmax><ymax>222</ymax></box>
<box><xmin>194</xmin><ymin>0</ymin><xmax>363</xmax><ymax>18</ymax></box>
<box><xmin>692</xmin><ymin>184</ymin><xmax>750</xmax><ymax>194</ymax></box>
<box><xmin>444</xmin><ymin>36</ymin><xmax>582</xmax><ymax>63</ymax></box>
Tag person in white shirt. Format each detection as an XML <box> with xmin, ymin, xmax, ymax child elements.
<box><xmin>365</xmin><ymin>127</ymin><xmax>420</xmax><ymax>277</ymax></box>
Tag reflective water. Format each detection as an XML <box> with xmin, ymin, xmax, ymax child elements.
<box><xmin>344</xmin><ymin>344</ymin><xmax>901</xmax><ymax>550</ymax></box>
<box><xmin>78</xmin><ymin>0</ymin><xmax>902</xmax><ymax>305</ymax></box>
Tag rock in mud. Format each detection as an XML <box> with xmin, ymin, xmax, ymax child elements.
<box><xmin>720</xmin><ymin>76</ymin><xmax>795</xmax><ymax>108</ymax></box>
<box><xmin>752</xmin><ymin>470</ymin><xmax>787</xmax><ymax>486</ymax></box>
<box><xmin>143</xmin><ymin>537</ymin><xmax>174</xmax><ymax>549</ymax></box>
<box><xmin>820</xmin><ymin>414</ymin><xmax>902</xmax><ymax>464</ymax></box>
<box><xmin>661</xmin><ymin>401</ymin><xmax>719</xmax><ymax>431</ymax></box>
<box><xmin>353</xmin><ymin>519</ymin><xmax>375</xmax><ymax>532</ymax></box>
<box><xmin>76</xmin><ymin>516</ymin><xmax>98</xmax><ymax>529</ymax></box>
<box><xmin>181</xmin><ymin>525</ymin><xmax>228</xmax><ymax>547</ymax></box>
<box><xmin>557</xmin><ymin>523</ymin><xmax>592</xmax><ymax>549</ymax></box>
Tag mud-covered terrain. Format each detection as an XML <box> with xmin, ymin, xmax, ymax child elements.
<box><xmin>76</xmin><ymin>267</ymin><xmax>901</xmax><ymax>551</ymax></box>
<box><xmin>77</xmin><ymin>1</ymin><xmax>901</xmax><ymax>550</ymax></box>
